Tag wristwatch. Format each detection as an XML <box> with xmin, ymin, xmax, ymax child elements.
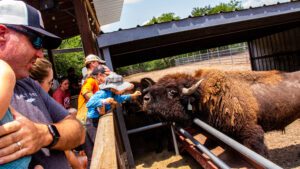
<box><xmin>46</xmin><ymin>124</ymin><xmax>60</xmax><ymax>148</ymax></box>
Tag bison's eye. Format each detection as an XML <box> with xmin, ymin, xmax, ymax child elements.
<box><xmin>168</xmin><ymin>89</ymin><xmax>178</xmax><ymax>99</ymax></box>
<box><xmin>143</xmin><ymin>94</ymin><xmax>151</xmax><ymax>103</ymax></box>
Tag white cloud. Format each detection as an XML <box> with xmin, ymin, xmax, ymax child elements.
<box><xmin>124</xmin><ymin>0</ymin><xmax>143</xmax><ymax>4</ymax></box>
<box><xmin>242</xmin><ymin>0</ymin><xmax>290</xmax><ymax>8</ymax></box>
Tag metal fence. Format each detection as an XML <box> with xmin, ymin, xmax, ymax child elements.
<box><xmin>175</xmin><ymin>44</ymin><xmax>250</xmax><ymax>66</ymax></box>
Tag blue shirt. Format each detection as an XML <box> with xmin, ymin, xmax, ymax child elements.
<box><xmin>0</xmin><ymin>109</ymin><xmax>31</xmax><ymax>169</ymax></box>
<box><xmin>86</xmin><ymin>89</ymin><xmax>131</xmax><ymax>119</ymax></box>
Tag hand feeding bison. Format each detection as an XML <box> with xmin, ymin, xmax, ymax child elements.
<box><xmin>142</xmin><ymin>69</ymin><xmax>300</xmax><ymax>156</ymax></box>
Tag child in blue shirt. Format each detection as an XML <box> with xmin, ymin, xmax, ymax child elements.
<box><xmin>0</xmin><ymin>60</ymin><xmax>31</xmax><ymax>169</ymax></box>
<box><xmin>86</xmin><ymin>72</ymin><xmax>141</xmax><ymax>141</ymax></box>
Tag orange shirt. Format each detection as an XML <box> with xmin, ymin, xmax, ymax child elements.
<box><xmin>76</xmin><ymin>77</ymin><xmax>99</xmax><ymax>123</ymax></box>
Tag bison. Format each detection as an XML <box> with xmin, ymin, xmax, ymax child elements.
<box><xmin>142</xmin><ymin>69</ymin><xmax>300</xmax><ymax>156</ymax></box>
<box><xmin>122</xmin><ymin>78</ymin><xmax>172</xmax><ymax>153</ymax></box>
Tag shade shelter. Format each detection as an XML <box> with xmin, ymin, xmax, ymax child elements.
<box><xmin>97</xmin><ymin>1</ymin><xmax>300</xmax><ymax>72</ymax></box>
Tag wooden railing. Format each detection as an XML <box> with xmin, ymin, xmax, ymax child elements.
<box><xmin>90</xmin><ymin>113</ymin><xmax>118</xmax><ymax>169</ymax></box>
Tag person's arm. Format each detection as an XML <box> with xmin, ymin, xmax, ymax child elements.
<box><xmin>37</xmin><ymin>80</ymin><xmax>85</xmax><ymax>149</ymax></box>
<box><xmin>86</xmin><ymin>91</ymin><xmax>106</xmax><ymax>109</ymax></box>
<box><xmin>114</xmin><ymin>91</ymin><xmax>141</xmax><ymax>104</ymax></box>
<box><xmin>0</xmin><ymin>79</ymin><xmax>85</xmax><ymax>164</ymax></box>
<box><xmin>0</xmin><ymin>60</ymin><xmax>15</xmax><ymax>119</ymax></box>
<box><xmin>81</xmin><ymin>78</ymin><xmax>95</xmax><ymax>101</ymax></box>
<box><xmin>0</xmin><ymin>108</ymin><xmax>85</xmax><ymax>164</ymax></box>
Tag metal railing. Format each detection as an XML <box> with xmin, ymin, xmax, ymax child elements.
<box><xmin>175</xmin><ymin>44</ymin><xmax>250</xmax><ymax>66</ymax></box>
<box><xmin>193</xmin><ymin>118</ymin><xmax>283</xmax><ymax>169</ymax></box>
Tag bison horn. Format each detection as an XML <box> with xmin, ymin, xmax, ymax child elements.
<box><xmin>182</xmin><ymin>79</ymin><xmax>203</xmax><ymax>95</ymax></box>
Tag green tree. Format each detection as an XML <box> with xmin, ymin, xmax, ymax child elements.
<box><xmin>51</xmin><ymin>36</ymin><xmax>85</xmax><ymax>77</ymax></box>
<box><xmin>191</xmin><ymin>0</ymin><xmax>242</xmax><ymax>17</ymax></box>
<box><xmin>145</xmin><ymin>13</ymin><xmax>180</xmax><ymax>25</ymax></box>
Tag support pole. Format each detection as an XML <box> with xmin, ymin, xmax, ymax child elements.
<box><xmin>73</xmin><ymin>0</ymin><xmax>98</xmax><ymax>55</ymax></box>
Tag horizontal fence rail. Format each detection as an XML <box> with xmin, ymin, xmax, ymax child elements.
<box><xmin>175</xmin><ymin>44</ymin><xmax>250</xmax><ymax>66</ymax></box>
<box><xmin>177</xmin><ymin>126</ymin><xmax>231</xmax><ymax>169</ymax></box>
<box><xmin>193</xmin><ymin>118</ymin><xmax>283</xmax><ymax>169</ymax></box>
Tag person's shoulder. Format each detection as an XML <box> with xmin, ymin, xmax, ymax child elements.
<box><xmin>85</xmin><ymin>77</ymin><xmax>96</xmax><ymax>83</ymax></box>
<box><xmin>16</xmin><ymin>77</ymin><xmax>38</xmax><ymax>87</ymax></box>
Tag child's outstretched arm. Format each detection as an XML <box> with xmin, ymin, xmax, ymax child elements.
<box><xmin>0</xmin><ymin>60</ymin><xmax>16</xmax><ymax>119</ymax></box>
<box><xmin>130</xmin><ymin>91</ymin><xmax>141</xmax><ymax>100</ymax></box>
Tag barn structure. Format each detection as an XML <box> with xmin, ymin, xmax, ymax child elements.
<box><xmin>97</xmin><ymin>1</ymin><xmax>300</xmax><ymax>72</ymax></box>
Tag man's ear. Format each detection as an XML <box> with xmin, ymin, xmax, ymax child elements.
<box><xmin>0</xmin><ymin>25</ymin><xmax>8</xmax><ymax>44</ymax></box>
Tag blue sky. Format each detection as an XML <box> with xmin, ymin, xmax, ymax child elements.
<box><xmin>101</xmin><ymin>0</ymin><xmax>289</xmax><ymax>33</ymax></box>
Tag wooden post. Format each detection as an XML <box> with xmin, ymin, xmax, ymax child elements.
<box><xmin>90</xmin><ymin>113</ymin><xmax>117</xmax><ymax>169</ymax></box>
<box><xmin>73</xmin><ymin>0</ymin><xmax>98</xmax><ymax>55</ymax></box>
<box><xmin>46</xmin><ymin>49</ymin><xmax>57</xmax><ymax>79</ymax></box>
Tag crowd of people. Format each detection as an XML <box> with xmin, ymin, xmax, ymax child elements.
<box><xmin>0</xmin><ymin>1</ymin><xmax>141</xmax><ymax>169</ymax></box>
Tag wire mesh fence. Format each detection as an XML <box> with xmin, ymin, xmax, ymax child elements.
<box><xmin>175</xmin><ymin>43</ymin><xmax>250</xmax><ymax>66</ymax></box>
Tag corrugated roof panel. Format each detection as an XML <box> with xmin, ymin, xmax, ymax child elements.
<box><xmin>93</xmin><ymin>0</ymin><xmax>124</xmax><ymax>26</ymax></box>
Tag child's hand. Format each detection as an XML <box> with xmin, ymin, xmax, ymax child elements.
<box><xmin>131</xmin><ymin>91</ymin><xmax>142</xmax><ymax>99</ymax></box>
<box><xmin>103</xmin><ymin>98</ymin><xmax>117</xmax><ymax>105</ymax></box>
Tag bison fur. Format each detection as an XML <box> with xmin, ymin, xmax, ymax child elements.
<box><xmin>142</xmin><ymin>69</ymin><xmax>300</xmax><ymax>156</ymax></box>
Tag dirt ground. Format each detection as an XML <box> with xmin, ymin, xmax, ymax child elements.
<box><xmin>124</xmin><ymin>57</ymin><xmax>300</xmax><ymax>169</ymax></box>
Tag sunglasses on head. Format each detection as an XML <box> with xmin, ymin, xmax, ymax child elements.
<box><xmin>6</xmin><ymin>25</ymin><xmax>43</xmax><ymax>49</ymax></box>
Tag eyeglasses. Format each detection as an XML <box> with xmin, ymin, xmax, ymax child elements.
<box><xmin>6</xmin><ymin>25</ymin><xmax>43</xmax><ymax>49</ymax></box>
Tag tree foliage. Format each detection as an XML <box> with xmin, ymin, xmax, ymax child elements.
<box><xmin>144</xmin><ymin>13</ymin><xmax>180</xmax><ymax>25</ymax></box>
<box><xmin>191</xmin><ymin>0</ymin><xmax>242</xmax><ymax>17</ymax></box>
<box><xmin>51</xmin><ymin>36</ymin><xmax>85</xmax><ymax>77</ymax></box>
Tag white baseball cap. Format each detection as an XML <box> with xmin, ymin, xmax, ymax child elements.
<box><xmin>85</xmin><ymin>54</ymin><xmax>106</xmax><ymax>65</ymax></box>
<box><xmin>0</xmin><ymin>0</ymin><xmax>62</xmax><ymax>49</ymax></box>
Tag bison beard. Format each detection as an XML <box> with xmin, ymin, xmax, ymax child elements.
<box><xmin>142</xmin><ymin>69</ymin><xmax>300</xmax><ymax>157</ymax></box>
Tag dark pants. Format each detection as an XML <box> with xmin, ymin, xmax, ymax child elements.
<box><xmin>84</xmin><ymin>118</ymin><xmax>99</xmax><ymax>168</ymax></box>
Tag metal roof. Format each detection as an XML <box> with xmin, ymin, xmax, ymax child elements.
<box><xmin>97</xmin><ymin>1</ymin><xmax>300</xmax><ymax>69</ymax></box>
<box><xmin>93</xmin><ymin>0</ymin><xmax>124</xmax><ymax>26</ymax></box>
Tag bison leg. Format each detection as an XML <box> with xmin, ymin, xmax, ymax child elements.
<box><xmin>239</xmin><ymin>124</ymin><xmax>269</xmax><ymax>157</ymax></box>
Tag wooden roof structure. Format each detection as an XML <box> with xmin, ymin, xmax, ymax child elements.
<box><xmin>24</xmin><ymin>0</ymin><xmax>124</xmax><ymax>56</ymax></box>
<box><xmin>24</xmin><ymin>0</ymin><xmax>99</xmax><ymax>39</ymax></box>
<box><xmin>97</xmin><ymin>1</ymin><xmax>300</xmax><ymax>70</ymax></box>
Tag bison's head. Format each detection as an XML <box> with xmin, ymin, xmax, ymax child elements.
<box><xmin>123</xmin><ymin>78</ymin><xmax>155</xmax><ymax>114</ymax></box>
<box><xmin>142</xmin><ymin>73</ymin><xmax>203</xmax><ymax>126</ymax></box>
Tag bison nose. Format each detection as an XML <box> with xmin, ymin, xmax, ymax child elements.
<box><xmin>143</xmin><ymin>95</ymin><xmax>151</xmax><ymax>102</ymax></box>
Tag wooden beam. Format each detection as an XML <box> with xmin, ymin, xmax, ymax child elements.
<box><xmin>46</xmin><ymin>49</ymin><xmax>57</xmax><ymax>79</ymax></box>
<box><xmin>90</xmin><ymin>113</ymin><xmax>117</xmax><ymax>169</ymax></box>
<box><xmin>73</xmin><ymin>0</ymin><xmax>98</xmax><ymax>55</ymax></box>
<box><xmin>85</xmin><ymin>0</ymin><xmax>101</xmax><ymax>34</ymax></box>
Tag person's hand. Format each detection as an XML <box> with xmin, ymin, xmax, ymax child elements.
<box><xmin>68</xmin><ymin>108</ymin><xmax>78</xmax><ymax>118</ymax></box>
<box><xmin>102</xmin><ymin>98</ymin><xmax>117</xmax><ymax>105</ymax></box>
<box><xmin>0</xmin><ymin>107</ymin><xmax>49</xmax><ymax>165</ymax></box>
<box><xmin>131</xmin><ymin>91</ymin><xmax>142</xmax><ymax>99</ymax></box>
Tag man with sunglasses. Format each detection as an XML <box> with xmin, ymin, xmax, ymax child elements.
<box><xmin>0</xmin><ymin>1</ymin><xmax>84</xmax><ymax>168</ymax></box>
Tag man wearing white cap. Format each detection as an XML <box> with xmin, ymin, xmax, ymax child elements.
<box><xmin>82</xmin><ymin>54</ymin><xmax>110</xmax><ymax>82</ymax></box>
<box><xmin>0</xmin><ymin>1</ymin><xmax>84</xmax><ymax>168</ymax></box>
